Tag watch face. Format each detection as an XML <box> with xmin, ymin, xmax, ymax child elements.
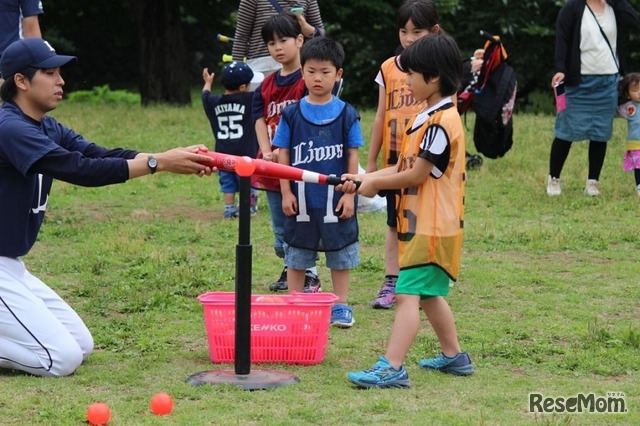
<box><xmin>148</xmin><ymin>156</ymin><xmax>158</xmax><ymax>173</ymax></box>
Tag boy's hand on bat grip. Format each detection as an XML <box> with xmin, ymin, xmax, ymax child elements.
<box><xmin>337</xmin><ymin>174</ymin><xmax>366</xmax><ymax>195</ymax></box>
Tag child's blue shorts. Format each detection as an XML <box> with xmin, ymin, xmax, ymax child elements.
<box><xmin>219</xmin><ymin>170</ymin><xmax>240</xmax><ymax>194</ymax></box>
<box><xmin>283</xmin><ymin>242</ymin><xmax>359</xmax><ymax>270</ymax></box>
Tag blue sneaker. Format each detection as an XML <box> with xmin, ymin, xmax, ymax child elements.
<box><xmin>223</xmin><ymin>206</ymin><xmax>239</xmax><ymax>219</ymax></box>
<box><xmin>418</xmin><ymin>352</ymin><xmax>475</xmax><ymax>375</ymax></box>
<box><xmin>330</xmin><ymin>304</ymin><xmax>354</xmax><ymax>328</ymax></box>
<box><xmin>347</xmin><ymin>356</ymin><xmax>411</xmax><ymax>388</ymax></box>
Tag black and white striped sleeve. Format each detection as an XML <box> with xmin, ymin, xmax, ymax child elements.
<box><xmin>417</xmin><ymin>124</ymin><xmax>450</xmax><ymax>178</ymax></box>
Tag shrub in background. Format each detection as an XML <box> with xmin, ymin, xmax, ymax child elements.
<box><xmin>67</xmin><ymin>85</ymin><xmax>140</xmax><ymax>105</ymax></box>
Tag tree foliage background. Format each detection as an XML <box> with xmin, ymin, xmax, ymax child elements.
<box><xmin>40</xmin><ymin>0</ymin><xmax>640</xmax><ymax>109</ymax></box>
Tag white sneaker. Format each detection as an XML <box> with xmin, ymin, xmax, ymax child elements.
<box><xmin>636</xmin><ymin>185</ymin><xmax>640</xmax><ymax>198</ymax></box>
<box><xmin>584</xmin><ymin>179</ymin><xmax>600</xmax><ymax>196</ymax></box>
<box><xmin>547</xmin><ymin>176</ymin><xmax>561</xmax><ymax>196</ymax></box>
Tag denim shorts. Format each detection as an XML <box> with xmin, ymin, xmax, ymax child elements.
<box><xmin>219</xmin><ymin>170</ymin><xmax>239</xmax><ymax>194</ymax></box>
<box><xmin>284</xmin><ymin>242</ymin><xmax>359</xmax><ymax>270</ymax></box>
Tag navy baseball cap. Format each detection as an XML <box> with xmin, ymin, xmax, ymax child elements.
<box><xmin>221</xmin><ymin>61</ymin><xmax>254</xmax><ymax>88</ymax></box>
<box><xmin>0</xmin><ymin>38</ymin><xmax>76</xmax><ymax>78</ymax></box>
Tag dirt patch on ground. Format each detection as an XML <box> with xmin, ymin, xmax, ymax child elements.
<box><xmin>127</xmin><ymin>206</ymin><xmax>215</xmax><ymax>222</ymax></box>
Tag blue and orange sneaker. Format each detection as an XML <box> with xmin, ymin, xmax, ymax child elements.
<box><xmin>418</xmin><ymin>352</ymin><xmax>475</xmax><ymax>375</ymax></box>
<box><xmin>347</xmin><ymin>356</ymin><xmax>411</xmax><ymax>388</ymax></box>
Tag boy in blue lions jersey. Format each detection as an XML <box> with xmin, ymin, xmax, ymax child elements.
<box><xmin>253</xmin><ymin>12</ymin><xmax>322</xmax><ymax>293</ymax></box>
<box><xmin>272</xmin><ymin>37</ymin><xmax>363</xmax><ymax>328</ymax></box>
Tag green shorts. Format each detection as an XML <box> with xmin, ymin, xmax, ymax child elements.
<box><xmin>396</xmin><ymin>265</ymin><xmax>451</xmax><ymax>299</ymax></box>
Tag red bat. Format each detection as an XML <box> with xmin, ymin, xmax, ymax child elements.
<box><xmin>197</xmin><ymin>150</ymin><xmax>243</xmax><ymax>173</ymax></box>
<box><xmin>197</xmin><ymin>151</ymin><xmax>345</xmax><ymax>185</ymax></box>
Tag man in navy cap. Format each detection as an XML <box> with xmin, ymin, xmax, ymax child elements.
<box><xmin>0</xmin><ymin>38</ymin><xmax>214</xmax><ymax>377</ymax></box>
<box><xmin>202</xmin><ymin>61</ymin><xmax>260</xmax><ymax>218</ymax></box>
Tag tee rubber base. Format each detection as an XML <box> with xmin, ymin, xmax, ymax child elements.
<box><xmin>186</xmin><ymin>369</ymin><xmax>299</xmax><ymax>390</ymax></box>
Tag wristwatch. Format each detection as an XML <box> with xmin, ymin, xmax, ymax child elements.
<box><xmin>147</xmin><ymin>155</ymin><xmax>158</xmax><ymax>174</ymax></box>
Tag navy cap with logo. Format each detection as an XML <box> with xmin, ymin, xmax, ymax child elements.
<box><xmin>221</xmin><ymin>61</ymin><xmax>254</xmax><ymax>89</ymax></box>
<box><xmin>0</xmin><ymin>38</ymin><xmax>76</xmax><ymax>78</ymax></box>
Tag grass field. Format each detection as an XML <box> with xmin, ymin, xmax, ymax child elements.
<box><xmin>0</xmin><ymin>98</ymin><xmax>638</xmax><ymax>425</ymax></box>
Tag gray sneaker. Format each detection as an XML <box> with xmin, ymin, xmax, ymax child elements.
<box><xmin>584</xmin><ymin>179</ymin><xmax>600</xmax><ymax>196</ymax></box>
<box><xmin>547</xmin><ymin>175</ymin><xmax>561</xmax><ymax>196</ymax></box>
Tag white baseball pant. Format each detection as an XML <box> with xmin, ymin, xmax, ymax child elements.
<box><xmin>0</xmin><ymin>257</ymin><xmax>93</xmax><ymax>377</ymax></box>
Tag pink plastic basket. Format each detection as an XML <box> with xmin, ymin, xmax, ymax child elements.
<box><xmin>198</xmin><ymin>291</ymin><xmax>338</xmax><ymax>365</ymax></box>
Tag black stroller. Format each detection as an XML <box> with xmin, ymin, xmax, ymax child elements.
<box><xmin>458</xmin><ymin>31</ymin><xmax>517</xmax><ymax>168</ymax></box>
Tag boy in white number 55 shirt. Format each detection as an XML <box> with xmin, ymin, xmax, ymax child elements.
<box><xmin>202</xmin><ymin>61</ymin><xmax>259</xmax><ymax>219</ymax></box>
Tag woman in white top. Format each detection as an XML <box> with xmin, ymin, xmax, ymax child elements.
<box><xmin>546</xmin><ymin>0</ymin><xmax>638</xmax><ymax>196</ymax></box>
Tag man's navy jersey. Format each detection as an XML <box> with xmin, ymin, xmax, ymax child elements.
<box><xmin>0</xmin><ymin>101</ymin><xmax>136</xmax><ymax>257</ymax></box>
<box><xmin>201</xmin><ymin>91</ymin><xmax>258</xmax><ymax>158</ymax></box>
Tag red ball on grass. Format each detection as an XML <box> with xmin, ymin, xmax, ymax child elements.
<box><xmin>150</xmin><ymin>392</ymin><xmax>174</xmax><ymax>416</ymax></box>
<box><xmin>87</xmin><ymin>402</ymin><xmax>111</xmax><ymax>425</ymax></box>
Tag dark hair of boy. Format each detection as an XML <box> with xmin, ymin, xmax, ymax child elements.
<box><xmin>399</xmin><ymin>33</ymin><xmax>462</xmax><ymax>97</ymax></box>
<box><xmin>300</xmin><ymin>36</ymin><xmax>345</xmax><ymax>70</ymax></box>
<box><xmin>619</xmin><ymin>72</ymin><xmax>640</xmax><ymax>105</ymax></box>
<box><xmin>397</xmin><ymin>0</ymin><xmax>439</xmax><ymax>30</ymax></box>
<box><xmin>0</xmin><ymin>67</ymin><xmax>38</xmax><ymax>101</ymax></box>
<box><xmin>261</xmin><ymin>11</ymin><xmax>302</xmax><ymax>43</ymax></box>
<box><xmin>222</xmin><ymin>82</ymin><xmax>241</xmax><ymax>91</ymax></box>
